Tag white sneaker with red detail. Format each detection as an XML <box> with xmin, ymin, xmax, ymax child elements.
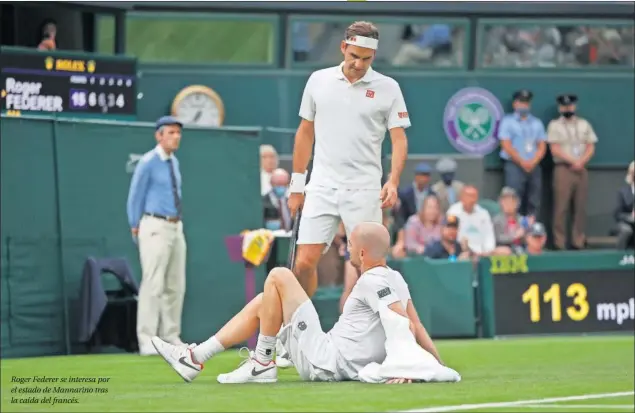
<box><xmin>151</xmin><ymin>336</ymin><xmax>203</xmax><ymax>383</ymax></box>
<box><xmin>217</xmin><ymin>348</ymin><xmax>278</xmax><ymax>384</ymax></box>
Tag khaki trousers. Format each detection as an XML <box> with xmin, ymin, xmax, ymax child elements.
<box><xmin>552</xmin><ymin>164</ymin><xmax>588</xmax><ymax>249</ymax></box>
<box><xmin>136</xmin><ymin>215</ymin><xmax>186</xmax><ymax>348</ymax></box>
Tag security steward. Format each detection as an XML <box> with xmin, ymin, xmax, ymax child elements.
<box><xmin>498</xmin><ymin>90</ymin><xmax>547</xmax><ymax>219</ymax></box>
<box><xmin>127</xmin><ymin>116</ymin><xmax>187</xmax><ymax>355</ymax></box>
<box><xmin>547</xmin><ymin>94</ymin><xmax>597</xmax><ymax>250</ymax></box>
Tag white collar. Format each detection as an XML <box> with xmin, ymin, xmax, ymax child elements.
<box><xmin>155</xmin><ymin>145</ymin><xmax>172</xmax><ymax>161</ymax></box>
<box><xmin>335</xmin><ymin>62</ymin><xmax>375</xmax><ymax>84</ymax></box>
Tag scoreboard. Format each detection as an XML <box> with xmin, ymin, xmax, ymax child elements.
<box><xmin>1</xmin><ymin>47</ymin><xmax>137</xmax><ymax>120</ymax></box>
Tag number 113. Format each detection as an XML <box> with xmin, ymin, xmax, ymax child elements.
<box><xmin>522</xmin><ymin>283</ymin><xmax>589</xmax><ymax>323</ymax></box>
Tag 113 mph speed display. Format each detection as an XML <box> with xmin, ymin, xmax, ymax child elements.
<box><xmin>1</xmin><ymin>47</ymin><xmax>137</xmax><ymax>119</ymax></box>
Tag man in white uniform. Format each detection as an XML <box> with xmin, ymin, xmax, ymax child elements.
<box><xmin>287</xmin><ymin>21</ymin><xmax>410</xmax><ymax>300</ymax></box>
<box><xmin>151</xmin><ymin>222</ymin><xmax>443</xmax><ymax>384</ymax></box>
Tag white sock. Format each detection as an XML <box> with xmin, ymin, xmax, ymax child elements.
<box><xmin>255</xmin><ymin>334</ymin><xmax>276</xmax><ymax>364</ymax></box>
<box><xmin>192</xmin><ymin>336</ymin><xmax>224</xmax><ymax>364</ymax></box>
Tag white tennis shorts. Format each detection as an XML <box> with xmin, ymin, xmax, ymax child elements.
<box><xmin>277</xmin><ymin>300</ymin><xmax>342</xmax><ymax>382</ymax></box>
<box><xmin>296</xmin><ymin>186</ymin><xmax>382</xmax><ymax>247</ymax></box>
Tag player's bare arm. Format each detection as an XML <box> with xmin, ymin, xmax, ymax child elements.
<box><xmin>381</xmin><ymin>127</ymin><xmax>408</xmax><ymax>208</ymax></box>
<box><xmin>406</xmin><ymin>300</ymin><xmax>443</xmax><ymax>364</ymax></box>
<box><xmin>288</xmin><ymin>119</ymin><xmax>315</xmax><ymax>217</ymax></box>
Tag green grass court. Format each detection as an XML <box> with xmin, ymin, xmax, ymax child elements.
<box><xmin>2</xmin><ymin>335</ymin><xmax>633</xmax><ymax>412</ymax></box>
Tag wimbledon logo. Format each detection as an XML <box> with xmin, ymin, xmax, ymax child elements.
<box><xmin>443</xmin><ymin>87</ymin><xmax>504</xmax><ymax>155</ymax></box>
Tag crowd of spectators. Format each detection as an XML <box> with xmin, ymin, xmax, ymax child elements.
<box><xmin>292</xmin><ymin>21</ymin><xmax>633</xmax><ymax>69</ymax></box>
<box><xmin>481</xmin><ymin>24</ymin><xmax>634</xmax><ymax>68</ymax></box>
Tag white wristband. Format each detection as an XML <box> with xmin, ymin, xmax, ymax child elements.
<box><xmin>289</xmin><ymin>172</ymin><xmax>307</xmax><ymax>193</ymax></box>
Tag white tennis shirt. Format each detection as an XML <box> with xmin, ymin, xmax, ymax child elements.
<box><xmin>299</xmin><ymin>64</ymin><xmax>411</xmax><ymax>190</ymax></box>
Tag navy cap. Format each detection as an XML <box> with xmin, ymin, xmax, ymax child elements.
<box><xmin>513</xmin><ymin>89</ymin><xmax>533</xmax><ymax>102</ymax></box>
<box><xmin>414</xmin><ymin>162</ymin><xmax>432</xmax><ymax>175</ymax></box>
<box><xmin>156</xmin><ymin>116</ymin><xmax>183</xmax><ymax>131</ymax></box>
<box><xmin>557</xmin><ymin>94</ymin><xmax>578</xmax><ymax>105</ymax></box>
<box><xmin>442</xmin><ymin>214</ymin><xmax>460</xmax><ymax>227</ymax></box>
<box><xmin>528</xmin><ymin>222</ymin><xmax>546</xmax><ymax>237</ymax></box>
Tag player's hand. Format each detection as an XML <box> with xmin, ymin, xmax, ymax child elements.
<box><xmin>287</xmin><ymin>193</ymin><xmax>305</xmax><ymax>218</ymax></box>
<box><xmin>380</xmin><ymin>181</ymin><xmax>398</xmax><ymax>209</ymax></box>
<box><xmin>386</xmin><ymin>378</ymin><xmax>412</xmax><ymax>384</ymax></box>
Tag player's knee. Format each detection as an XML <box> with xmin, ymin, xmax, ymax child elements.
<box><xmin>294</xmin><ymin>256</ymin><xmax>317</xmax><ymax>277</ymax></box>
<box><xmin>267</xmin><ymin>267</ymin><xmax>295</xmax><ymax>287</ymax></box>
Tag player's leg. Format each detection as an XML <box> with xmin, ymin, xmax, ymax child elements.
<box><xmin>339</xmin><ymin>253</ymin><xmax>359</xmax><ymax>313</ymax></box>
<box><xmin>216</xmin><ymin>267</ymin><xmax>311</xmax><ymax>383</ymax></box>
<box><xmin>276</xmin><ymin>187</ymin><xmax>339</xmax><ymax>367</ymax></box>
<box><xmin>151</xmin><ymin>267</ymin><xmax>308</xmax><ymax>383</ymax></box>
<box><xmin>294</xmin><ymin>186</ymin><xmax>341</xmax><ymax>297</ymax></box>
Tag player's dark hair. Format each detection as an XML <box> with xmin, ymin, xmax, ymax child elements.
<box><xmin>345</xmin><ymin>21</ymin><xmax>379</xmax><ymax>41</ymax></box>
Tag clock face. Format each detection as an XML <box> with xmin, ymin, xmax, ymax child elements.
<box><xmin>174</xmin><ymin>91</ymin><xmax>223</xmax><ymax>127</ymax></box>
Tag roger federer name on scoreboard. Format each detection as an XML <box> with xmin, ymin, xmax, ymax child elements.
<box><xmin>4</xmin><ymin>77</ymin><xmax>63</xmax><ymax>112</ymax></box>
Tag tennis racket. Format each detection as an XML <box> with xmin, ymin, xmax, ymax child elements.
<box><xmin>286</xmin><ymin>208</ymin><xmax>302</xmax><ymax>270</ymax></box>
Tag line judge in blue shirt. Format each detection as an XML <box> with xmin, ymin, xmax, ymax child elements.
<box><xmin>127</xmin><ymin>115</ymin><xmax>187</xmax><ymax>356</ymax></box>
<box><xmin>498</xmin><ymin>90</ymin><xmax>547</xmax><ymax>219</ymax></box>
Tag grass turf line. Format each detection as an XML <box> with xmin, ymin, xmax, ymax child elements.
<box><xmin>1</xmin><ymin>335</ymin><xmax>633</xmax><ymax>412</ymax></box>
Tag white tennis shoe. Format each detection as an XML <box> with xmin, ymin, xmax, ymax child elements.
<box><xmin>217</xmin><ymin>348</ymin><xmax>277</xmax><ymax>384</ymax></box>
<box><xmin>151</xmin><ymin>336</ymin><xmax>203</xmax><ymax>383</ymax></box>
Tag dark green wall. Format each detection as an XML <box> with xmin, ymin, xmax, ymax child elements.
<box><xmin>1</xmin><ymin>116</ymin><xmax>263</xmax><ymax>358</ymax></box>
<box><xmin>138</xmin><ymin>67</ymin><xmax>634</xmax><ymax>167</ymax></box>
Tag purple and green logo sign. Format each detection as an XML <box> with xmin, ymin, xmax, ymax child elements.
<box><xmin>443</xmin><ymin>87</ymin><xmax>504</xmax><ymax>155</ymax></box>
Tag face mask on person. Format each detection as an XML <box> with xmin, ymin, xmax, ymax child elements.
<box><xmin>441</xmin><ymin>173</ymin><xmax>454</xmax><ymax>186</ymax></box>
<box><xmin>272</xmin><ymin>186</ymin><xmax>287</xmax><ymax>198</ymax></box>
<box><xmin>265</xmin><ymin>220</ymin><xmax>281</xmax><ymax>231</ymax></box>
<box><xmin>515</xmin><ymin>107</ymin><xmax>530</xmax><ymax>117</ymax></box>
<box><xmin>561</xmin><ymin>111</ymin><xmax>575</xmax><ymax>119</ymax></box>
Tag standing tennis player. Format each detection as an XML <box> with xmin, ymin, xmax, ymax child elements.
<box><xmin>288</xmin><ymin>21</ymin><xmax>410</xmax><ymax>297</ymax></box>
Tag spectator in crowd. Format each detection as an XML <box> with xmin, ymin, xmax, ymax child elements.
<box><xmin>404</xmin><ymin>195</ymin><xmax>442</xmax><ymax>256</ymax></box>
<box><xmin>392</xmin><ymin>24</ymin><xmax>453</xmax><ymax>66</ymax></box>
<box><xmin>614</xmin><ymin>161</ymin><xmax>635</xmax><ymax>249</ymax></box>
<box><xmin>260</xmin><ymin>145</ymin><xmax>279</xmax><ymax>196</ymax></box>
<box><xmin>524</xmin><ymin>222</ymin><xmax>548</xmax><ymax>255</ymax></box>
<box><xmin>263</xmin><ymin>168</ymin><xmax>292</xmax><ymax>231</ymax></box>
<box><xmin>398</xmin><ymin>162</ymin><xmax>435</xmax><ymax>223</ymax></box>
<box><xmin>498</xmin><ymin>89</ymin><xmax>547</xmax><ymax>218</ymax></box>
<box><xmin>547</xmin><ymin>94</ymin><xmax>597</xmax><ymax>250</ymax></box>
<box><xmin>493</xmin><ymin>187</ymin><xmax>532</xmax><ymax>254</ymax></box>
<box><xmin>38</xmin><ymin>20</ymin><xmax>57</xmax><ymax>51</ymax></box>
<box><xmin>432</xmin><ymin>157</ymin><xmax>465</xmax><ymax>213</ymax></box>
<box><xmin>447</xmin><ymin>185</ymin><xmax>511</xmax><ymax>256</ymax></box>
<box><xmin>424</xmin><ymin>214</ymin><xmax>470</xmax><ymax>261</ymax></box>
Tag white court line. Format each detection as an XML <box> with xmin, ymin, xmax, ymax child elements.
<box><xmin>400</xmin><ymin>391</ymin><xmax>635</xmax><ymax>412</ymax></box>
<box><xmin>520</xmin><ymin>404</ymin><xmax>634</xmax><ymax>409</ymax></box>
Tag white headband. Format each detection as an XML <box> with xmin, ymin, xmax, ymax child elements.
<box><xmin>345</xmin><ymin>35</ymin><xmax>379</xmax><ymax>50</ymax></box>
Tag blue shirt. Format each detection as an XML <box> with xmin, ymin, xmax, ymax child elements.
<box><xmin>127</xmin><ymin>146</ymin><xmax>182</xmax><ymax>229</ymax></box>
<box><xmin>498</xmin><ymin>113</ymin><xmax>546</xmax><ymax>161</ymax></box>
<box><xmin>416</xmin><ymin>24</ymin><xmax>452</xmax><ymax>49</ymax></box>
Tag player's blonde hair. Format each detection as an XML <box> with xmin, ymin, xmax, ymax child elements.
<box><xmin>345</xmin><ymin>21</ymin><xmax>379</xmax><ymax>41</ymax></box>
<box><xmin>626</xmin><ymin>161</ymin><xmax>634</xmax><ymax>185</ymax></box>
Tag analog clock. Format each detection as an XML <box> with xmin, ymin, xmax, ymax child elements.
<box><xmin>171</xmin><ymin>85</ymin><xmax>225</xmax><ymax>127</ymax></box>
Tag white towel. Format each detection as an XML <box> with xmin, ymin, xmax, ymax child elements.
<box><xmin>358</xmin><ymin>304</ymin><xmax>462</xmax><ymax>384</ymax></box>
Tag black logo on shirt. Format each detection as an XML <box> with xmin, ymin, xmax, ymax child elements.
<box><xmin>297</xmin><ymin>321</ymin><xmax>307</xmax><ymax>331</ymax></box>
<box><xmin>377</xmin><ymin>287</ymin><xmax>391</xmax><ymax>299</ymax></box>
